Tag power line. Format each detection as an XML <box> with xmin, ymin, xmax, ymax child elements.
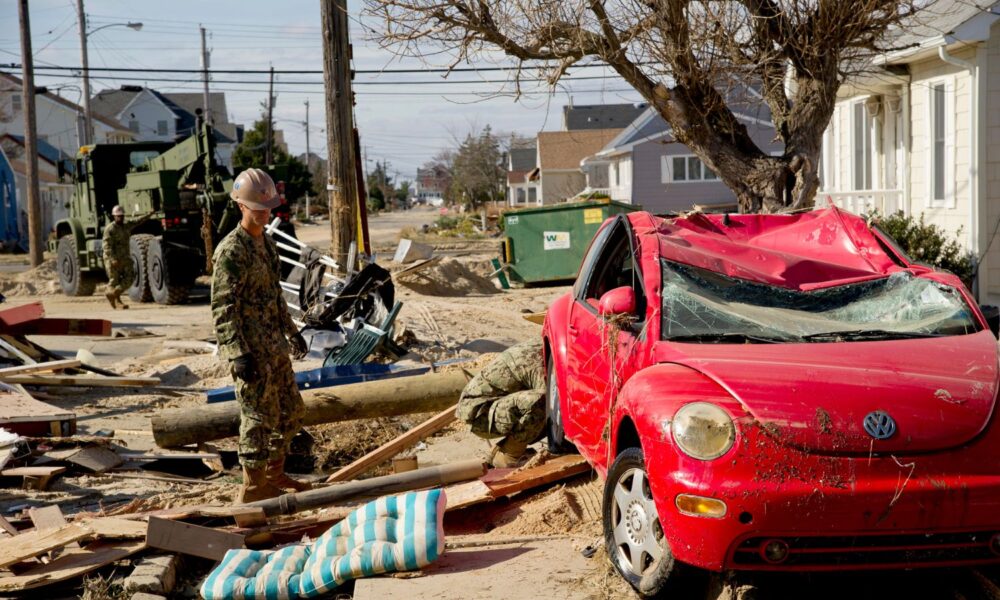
<box><xmin>0</xmin><ymin>62</ymin><xmax>620</xmax><ymax>75</ymax></box>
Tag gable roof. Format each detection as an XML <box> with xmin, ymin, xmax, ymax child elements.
<box><xmin>0</xmin><ymin>71</ymin><xmax>127</xmax><ymax>131</ymax></box>
<box><xmin>537</xmin><ymin>129</ymin><xmax>622</xmax><ymax>170</ymax></box>
<box><xmin>93</xmin><ymin>87</ymin><xmax>236</xmax><ymax>144</ymax></box>
<box><xmin>509</xmin><ymin>146</ymin><xmax>537</xmax><ymax>171</ymax></box>
<box><xmin>882</xmin><ymin>0</ymin><xmax>1000</xmax><ymax>63</ymax></box>
<box><xmin>563</xmin><ymin>103</ymin><xmax>647</xmax><ymax>130</ymax></box>
<box><xmin>2</xmin><ymin>134</ymin><xmax>74</xmax><ymax>174</ymax></box>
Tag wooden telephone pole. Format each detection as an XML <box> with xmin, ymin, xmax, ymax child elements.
<box><xmin>17</xmin><ymin>0</ymin><xmax>43</xmax><ymax>267</ymax></box>
<box><xmin>320</xmin><ymin>0</ymin><xmax>358</xmax><ymax>269</ymax></box>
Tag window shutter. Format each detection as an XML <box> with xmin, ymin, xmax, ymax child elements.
<box><xmin>660</xmin><ymin>155</ymin><xmax>671</xmax><ymax>184</ymax></box>
<box><xmin>945</xmin><ymin>79</ymin><xmax>956</xmax><ymax>209</ymax></box>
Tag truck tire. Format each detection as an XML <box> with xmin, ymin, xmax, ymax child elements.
<box><xmin>128</xmin><ymin>234</ymin><xmax>154</xmax><ymax>303</ymax></box>
<box><xmin>57</xmin><ymin>235</ymin><xmax>97</xmax><ymax>296</ymax></box>
<box><xmin>146</xmin><ymin>237</ymin><xmax>190</xmax><ymax>305</ymax></box>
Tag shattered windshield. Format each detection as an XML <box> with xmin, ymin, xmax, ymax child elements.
<box><xmin>660</xmin><ymin>260</ymin><xmax>978</xmax><ymax>343</ymax></box>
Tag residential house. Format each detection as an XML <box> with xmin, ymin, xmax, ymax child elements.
<box><xmin>0</xmin><ymin>134</ymin><xmax>76</xmax><ymax>243</ymax></box>
<box><xmin>416</xmin><ymin>163</ymin><xmax>451</xmax><ymax>205</ymax></box>
<box><xmin>563</xmin><ymin>103</ymin><xmax>647</xmax><ymax>130</ymax></box>
<box><xmin>90</xmin><ymin>86</ymin><xmax>241</xmax><ymax>170</ymax></box>
<box><xmin>530</xmin><ymin>129</ymin><xmax>621</xmax><ymax>204</ymax></box>
<box><xmin>506</xmin><ymin>139</ymin><xmax>539</xmax><ymax>207</ymax></box>
<box><xmin>580</xmin><ymin>99</ymin><xmax>780</xmax><ymax>214</ymax></box>
<box><xmin>0</xmin><ymin>71</ymin><xmax>131</xmax><ymax>157</ymax></box>
<box><xmin>820</xmin><ymin>0</ymin><xmax>1000</xmax><ymax>301</ymax></box>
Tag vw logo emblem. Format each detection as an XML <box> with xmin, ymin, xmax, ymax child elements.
<box><xmin>863</xmin><ymin>411</ymin><xmax>897</xmax><ymax>440</ymax></box>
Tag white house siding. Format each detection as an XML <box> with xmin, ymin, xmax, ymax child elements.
<box><xmin>608</xmin><ymin>156</ymin><xmax>631</xmax><ymax>201</ymax></box>
<box><xmin>983</xmin><ymin>24</ymin><xmax>1000</xmax><ymax>299</ymax></box>
<box><xmin>118</xmin><ymin>91</ymin><xmax>176</xmax><ymax>142</ymax></box>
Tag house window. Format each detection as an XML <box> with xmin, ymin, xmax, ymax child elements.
<box><xmin>852</xmin><ymin>101</ymin><xmax>872</xmax><ymax>190</ymax></box>
<box><xmin>157</xmin><ymin>120</ymin><xmax>168</xmax><ymax>136</ymax></box>
<box><xmin>11</xmin><ymin>94</ymin><xmax>21</xmax><ymax>112</ymax></box>
<box><xmin>129</xmin><ymin>120</ymin><xmax>140</xmax><ymax>134</ymax></box>
<box><xmin>663</xmin><ymin>154</ymin><xmax>717</xmax><ymax>182</ymax></box>
<box><xmin>932</xmin><ymin>83</ymin><xmax>946</xmax><ymax>202</ymax></box>
<box><xmin>528</xmin><ymin>187</ymin><xmax>537</xmax><ymax>203</ymax></box>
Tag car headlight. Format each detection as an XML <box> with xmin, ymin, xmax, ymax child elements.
<box><xmin>671</xmin><ymin>402</ymin><xmax>735</xmax><ymax>460</ymax></box>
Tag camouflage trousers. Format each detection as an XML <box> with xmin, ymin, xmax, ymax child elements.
<box><xmin>235</xmin><ymin>353</ymin><xmax>305</xmax><ymax>470</ymax></box>
<box><xmin>462</xmin><ymin>390</ymin><xmax>546</xmax><ymax>446</ymax></box>
<box><xmin>103</xmin><ymin>256</ymin><xmax>134</xmax><ymax>296</ymax></box>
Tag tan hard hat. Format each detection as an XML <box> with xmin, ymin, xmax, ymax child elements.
<box><xmin>231</xmin><ymin>168</ymin><xmax>280</xmax><ymax>210</ymax></box>
<box><xmin>111</xmin><ymin>205</ymin><xmax>124</xmax><ymax>216</ymax></box>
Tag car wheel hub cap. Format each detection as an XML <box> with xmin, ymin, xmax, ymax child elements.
<box><xmin>626</xmin><ymin>500</ymin><xmax>648</xmax><ymax>543</ymax></box>
<box><xmin>612</xmin><ymin>467</ymin><xmax>664</xmax><ymax>576</ymax></box>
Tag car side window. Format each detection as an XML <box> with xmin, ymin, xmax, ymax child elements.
<box><xmin>573</xmin><ymin>219</ymin><xmax>617</xmax><ymax>299</ymax></box>
<box><xmin>580</xmin><ymin>220</ymin><xmax>646</xmax><ymax>321</ymax></box>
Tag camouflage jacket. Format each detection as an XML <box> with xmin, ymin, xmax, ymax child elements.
<box><xmin>211</xmin><ymin>225</ymin><xmax>297</xmax><ymax>361</ymax></box>
<box><xmin>101</xmin><ymin>221</ymin><xmax>130</xmax><ymax>266</ymax></box>
<box><xmin>457</xmin><ymin>340</ymin><xmax>545</xmax><ymax>422</ymax></box>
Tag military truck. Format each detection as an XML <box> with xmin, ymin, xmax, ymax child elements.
<box><xmin>54</xmin><ymin>113</ymin><xmax>240</xmax><ymax>305</ymax></box>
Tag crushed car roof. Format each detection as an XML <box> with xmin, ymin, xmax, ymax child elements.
<box><xmin>652</xmin><ymin>207</ymin><xmax>903</xmax><ymax>291</ymax></box>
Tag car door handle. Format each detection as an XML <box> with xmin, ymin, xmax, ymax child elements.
<box><xmin>569</xmin><ymin>324</ymin><xmax>578</xmax><ymax>335</ymax></box>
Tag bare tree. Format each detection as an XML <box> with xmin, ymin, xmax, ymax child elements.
<box><xmin>364</xmin><ymin>0</ymin><xmax>922</xmax><ymax>212</ymax></box>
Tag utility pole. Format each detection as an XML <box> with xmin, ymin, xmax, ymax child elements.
<box><xmin>199</xmin><ymin>25</ymin><xmax>212</xmax><ymax>125</ymax></box>
<box><xmin>18</xmin><ymin>0</ymin><xmax>43</xmax><ymax>267</ymax></box>
<box><xmin>75</xmin><ymin>0</ymin><xmax>92</xmax><ymax>145</ymax></box>
<box><xmin>304</xmin><ymin>99</ymin><xmax>310</xmax><ymax>220</ymax></box>
<box><xmin>265</xmin><ymin>66</ymin><xmax>274</xmax><ymax>165</ymax></box>
<box><xmin>320</xmin><ymin>0</ymin><xmax>358</xmax><ymax>268</ymax></box>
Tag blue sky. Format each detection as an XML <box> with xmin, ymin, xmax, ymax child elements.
<box><xmin>0</xmin><ymin>0</ymin><xmax>644</xmax><ymax>180</ymax></box>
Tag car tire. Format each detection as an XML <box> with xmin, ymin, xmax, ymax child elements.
<box><xmin>603</xmin><ymin>446</ymin><xmax>678</xmax><ymax>598</ymax></box>
<box><xmin>546</xmin><ymin>353</ymin><xmax>577</xmax><ymax>454</ymax></box>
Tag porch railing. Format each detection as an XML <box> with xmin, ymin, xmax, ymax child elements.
<box><xmin>818</xmin><ymin>189</ymin><xmax>903</xmax><ymax>216</ymax></box>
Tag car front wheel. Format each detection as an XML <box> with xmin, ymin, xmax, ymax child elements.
<box><xmin>545</xmin><ymin>353</ymin><xmax>576</xmax><ymax>454</ymax></box>
<box><xmin>603</xmin><ymin>446</ymin><xmax>678</xmax><ymax>597</ymax></box>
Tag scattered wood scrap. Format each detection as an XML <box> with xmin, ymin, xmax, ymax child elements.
<box><xmin>0</xmin><ymin>391</ymin><xmax>75</xmax><ymax>437</ymax></box>
<box><xmin>1</xmin><ymin>466</ymin><xmax>67</xmax><ymax>491</ymax></box>
<box><xmin>146</xmin><ymin>517</ymin><xmax>246</xmax><ymax>561</ymax></box>
<box><xmin>0</xmin><ymin>541</ymin><xmax>145</xmax><ymax>593</ymax></box>
<box><xmin>0</xmin><ymin>374</ymin><xmax>160</xmax><ymax>388</ymax></box>
<box><xmin>41</xmin><ymin>446</ymin><xmax>123</xmax><ymax>473</ymax></box>
<box><xmin>0</xmin><ymin>359</ymin><xmax>82</xmax><ymax>377</ymax></box>
<box><xmin>445</xmin><ymin>454</ymin><xmax>592</xmax><ymax>511</ymax></box>
<box><xmin>326</xmin><ymin>404</ymin><xmax>457</xmax><ymax>483</ymax></box>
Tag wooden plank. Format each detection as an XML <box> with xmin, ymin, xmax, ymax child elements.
<box><xmin>29</xmin><ymin>505</ymin><xmax>79</xmax><ymax>552</ymax></box>
<box><xmin>0</xmin><ymin>513</ymin><xmax>19</xmax><ymax>536</ymax></box>
<box><xmin>10</xmin><ymin>318</ymin><xmax>112</xmax><ymax>337</ymax></box>
<box><xmin>146</xmin><ymin>517</ymin><xmax>245</xmax><ymax>561</ymax></box>
<box><xmin>487</xmin><ymin>455</ymin><xmax>591</xmax><ymax>498</ymax></box>
<box><xmin>0</xmin><ymin>540</ymin><xmax>145</xmax><ymax>592</ymax></box>
<box><xmin>0</xmin><ymin>523</ymin><xmax>92</xmax><ymax>569</ymax></box>
<box><xmin>2</xmin><ymin>466</ymin><xmax>66</xmax><ymax>490</ymax></box>
<box><xmin>0</xmin><ymin>374</ymin><xmax>160</xmax><ymax>388</ymax></box>
<box><xmin>326</xmin><ymin>405</ymin><xmax>457</xmax><ymax>483</ymax></box>
<box><xmin>443</xmin><ymin>480</ymin><xmax>495</xmax><ymax>511</ymax></box>
<box><xmin>0</xmin><ymin>360</ymin><xmax>81</xmax><ymax>377</ymax></box>
<box><xmin>55</xmin><ymin>446</ymin><xmax>123</xmax><ymax>473</ymax></box>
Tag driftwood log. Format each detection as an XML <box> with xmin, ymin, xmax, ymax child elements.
<box><xmin>151</xmin><ymin>370</ymin><xmax>471</xmax><ymax>448</ymax></box>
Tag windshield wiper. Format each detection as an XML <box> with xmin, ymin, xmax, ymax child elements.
<box><xmin>667</xmin><ymin>332</ymin><xmax>793</xmax><ymax>344</ymax></box>
<box><xmin>800</xmin><ymin>329</ymin><xmax>944</xmax><ymax>342</ymax></box>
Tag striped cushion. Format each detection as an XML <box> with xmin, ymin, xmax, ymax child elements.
<box><xmin>200</xmin><ymin>489</ymin><xmax>447</xmax><ymax>600</ymax></box>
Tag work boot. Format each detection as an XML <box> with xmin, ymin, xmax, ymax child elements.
<box><xmin>489</xmin><ymin>438</ymin><xmax>533</xmax><ymax>468</ymax></box>
<box><xmin>238</xmin><ymin>465</ymin><xmax>283</xmax><ymax>504</ymax></box>
<box><xmin>115</xmin><ymin>293</ymin><xmax>129</xmax><ymax>310</ymax></box>
<box><xmin>104</xmin><ymin>292</ymin><xmax>117</xmax><ymax>309</ymax></box>
<box><xmin>266</xmin><ymin>459</ymin><xmax>312</xmax><ymax>492</ymax></box>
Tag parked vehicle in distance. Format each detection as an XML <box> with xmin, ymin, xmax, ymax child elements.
<box><xmin>542</xmin><ymin>207</ymin><xmax>1000</xmax><ymax>596</ymax></box>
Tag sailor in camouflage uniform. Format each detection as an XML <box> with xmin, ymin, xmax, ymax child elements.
<box><xmin>102</xmin><ymin>205</ymin><xmax>134</xmax><ymax>309</ymax></box>
<box><xmin>456</xmin><ymin>339</ymin><xmax>547</xmax><ymax>467</ymax></box>
<box><xmin>211</xmin><ymin>167</ymin><xmax>309</xmax><ymax>503</ymax></box>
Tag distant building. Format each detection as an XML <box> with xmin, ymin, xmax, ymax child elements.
<box><xmin>416</xmin><ymin>163</ymin><xmax>451</xmax><ymax>205</ymax></box>
<box><xmin>90</xmin><ymin>86</ymin><xmax>242</xmax><ymax>170</ymax></box>
<box><xmin>530</xmin><ymin>129</ymin><xmax>621</xmax><ymax>204</ymax></box>
<box><xmin>0</xmin><ymin>134</ymin><xmax>76</xmax><ymax>243</ymax></box>
<box><xmin>507</xmin><ymin>138</ymin><xmax>539</xmax><ymax>207</ymax></box>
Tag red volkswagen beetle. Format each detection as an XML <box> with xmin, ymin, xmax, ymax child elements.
<box><xmin>542</xmin><ymin>208</ymin><xmax>1000</xmax><ymax>596</ymax></box>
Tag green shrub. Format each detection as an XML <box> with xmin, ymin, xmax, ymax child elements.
<box><xmin>875</xmin><ymin>211</ymin><xmax>974</xmax><ymax>284</ymax></box>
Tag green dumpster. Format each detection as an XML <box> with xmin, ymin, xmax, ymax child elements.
<box><xmin>501</xmin><ymin>199</ymin><xmax>640</xmax><ymax>284</ymax></box>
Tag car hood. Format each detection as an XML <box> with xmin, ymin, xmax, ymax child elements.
<box><xmin>655</xmin><ymin>330</ymin><xmax>999</xmax><ymax>455</ymax></box>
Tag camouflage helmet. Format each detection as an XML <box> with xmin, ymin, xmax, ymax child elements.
<box><xmin>231</xmin><ymin>168</ymin><xmax>280</xmax><ymax>211</ymax></box>
<box><xmin>111</xmin><ymin>205</ymin><xmax>124</xmax><ymax>216</ymax></box>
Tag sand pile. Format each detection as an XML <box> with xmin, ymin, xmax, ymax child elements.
<box><xmin>397</xmin><ymin>257</ymin><xmax>499</xmax><ymax>296</ymax></box>
<box><xmin>0</xmin><ymin>260</ymin><xmax>61</xmax><ymax>296</ymax></box>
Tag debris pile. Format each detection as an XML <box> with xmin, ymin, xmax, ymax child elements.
<box><xmin>396</xmin><ymin>257</ymin><xmax>500</xmax><ymax>297</ymax></box>
<box><xmin>0</xmin><ymin>260</ymin><xmax>61</xmax><ymax>297</ymax></box>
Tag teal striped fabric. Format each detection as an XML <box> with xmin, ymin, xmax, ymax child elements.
<box><xmin>200</xmin><ymin>489</ymin><xmax>447</xmax><ymax>600</ymax></box>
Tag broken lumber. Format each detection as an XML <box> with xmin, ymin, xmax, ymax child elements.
<box><xmin>153</xmin><ymin>369</ymin><xmax>471</xmax><ymax>447</ymax></box>
<box><xmin>326</xmin><ymin>405</ymin><xmax>456</xmax><ymax>483</ymax></box>
<box><xmin>1</xmin><ymin>466</ymin><xmax>67</xmax><ymax>491</ymax></box>
<box><xmin>0</xmin><ymin>302</ymin><xmax>45</xmax><ymax>329</ymax></box>
<box><xmin>0</xmin><ymin>519</ymin><xmax>144</xmax><ymax>569</ymax></box>
<box><xmin>9</xmin><ymin>318</ymin><xmax>112</xmax><ymax>337</ymax></box>
<box><xmin>0</xmin><ymin>359</ymin><xmax>81</xmax><ymax>376</ymax></box>
<box><xmin>246</xmin><ymin>459</ymin><xmax>487</xmax><ymax>517</ymax></box>
<box><xmin>0</xmin><ymin>540</ymin><xmax>145</xmax><ymax>592</ymax></box>
<box><xmin>146</xmin><ymin>517</ymin><xmax>245</xmax><ymax>561</ymax></box>
<box><xmin>445</xmin><ymin>455</ymin><xmax>592</xmax><ymax>511</ymax></box>
<box><xmin>0</xmin><ymin>374</ymin><xmax>160</xmax><ymax>388</ymax></box>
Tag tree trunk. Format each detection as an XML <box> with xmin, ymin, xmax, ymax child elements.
<box><xmin>151</xmin><ymin>370</ymin><xmax>471</xmax><ymax>448</ymax></box>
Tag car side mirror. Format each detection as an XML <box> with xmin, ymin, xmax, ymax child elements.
<box><xmin>598</xmin><ymin>286</ymin><xmax>636</xmax><ymax>318</ymax></box>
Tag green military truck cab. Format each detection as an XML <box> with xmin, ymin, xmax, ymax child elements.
<box><xmin>53</xmin><ymin>116</ymin><xmax>240</xmax><ymax>304</ymax></box>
